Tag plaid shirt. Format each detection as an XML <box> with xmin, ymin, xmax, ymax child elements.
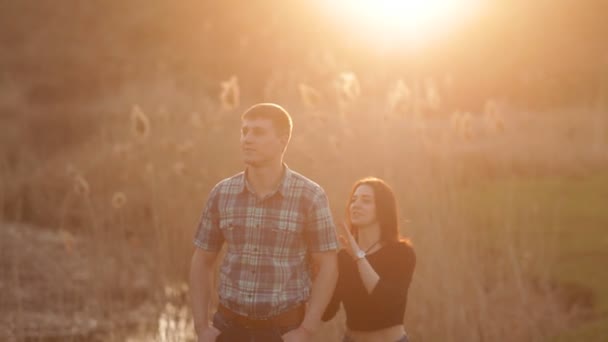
<box><xmin>194</xmin><ymin>165</ymin><xmax>339</xmax><ymax>319</ymax></box>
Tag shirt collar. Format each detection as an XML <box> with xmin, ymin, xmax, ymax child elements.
<box><xmin>239</xmin><ymin>163</ymin><xmax>292</xmax><ymax>198</ymax></box>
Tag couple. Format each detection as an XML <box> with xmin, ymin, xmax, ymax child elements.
<box><xmin>190</xmin><ymin>103</ymin><xmax>416</xmax><ymax>342</ymax></box>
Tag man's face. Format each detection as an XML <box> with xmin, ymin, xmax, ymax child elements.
<box><xmin>240</xmin><ymin>118</ymin><xmax>287</xmax><ymax>167</ymax></box>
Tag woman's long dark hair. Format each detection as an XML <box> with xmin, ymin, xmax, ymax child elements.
<box><xmin>346</xmin><ymin>177</ymin><xmax>404</xmax><ymax>244</ymax></box>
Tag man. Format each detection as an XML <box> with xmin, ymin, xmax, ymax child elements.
<box><xmin>190</xmin><ymin>103</ymin><xmax>339</xmax><ymax>342</ymax></box>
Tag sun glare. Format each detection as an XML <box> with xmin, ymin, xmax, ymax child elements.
<box><xmin>325</xmin><ymin>0</ymin><xmax>481</xmax><ymax>44</ymax></box>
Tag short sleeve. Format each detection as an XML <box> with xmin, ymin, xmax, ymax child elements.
<box><xmin>304</xmin><ymin>188</ymin><xmax>339</xmax><ymax>253</ymax></box>
<box><xmin>193</xmin><ymin>183</ymin><xmax>224</xmax><ymax>251</ymax></box>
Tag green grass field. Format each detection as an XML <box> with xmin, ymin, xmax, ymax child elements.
<box><xmin>463</xmin><ymin>173</ymin><xmax>608</xmax><ymax>341</ymax></box>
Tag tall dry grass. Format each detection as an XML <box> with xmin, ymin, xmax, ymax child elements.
<box><xmin>1</xmin><ymin>74</ymin><xmax>606</xmax><ymax>341</ymax></box>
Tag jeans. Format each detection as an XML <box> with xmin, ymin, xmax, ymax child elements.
<box><xmin>212</xmin><ymin>311</ymin><xmax>299</xmax><ymax>342</ymax></box>
<box><xmin>343</xmin><ymin>333</ymin><xmax>409</xmax><ymax>342</ymax></box>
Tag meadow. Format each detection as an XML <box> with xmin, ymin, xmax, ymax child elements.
<box><xmin>1</xmin><ymin>75</ymin><xmax>607</xmax><ymax>341</ymax></box>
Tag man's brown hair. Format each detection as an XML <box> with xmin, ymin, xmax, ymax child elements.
<box><xmin>241</xmin><ymin>103</ymin><xmax>293</xmax><ymax>139</ymax></box>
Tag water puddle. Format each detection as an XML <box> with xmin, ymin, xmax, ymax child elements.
<box><xmin>124</xmin><ymin>284</ymin><xmax>196</xmax><ymax>342</ymax></box>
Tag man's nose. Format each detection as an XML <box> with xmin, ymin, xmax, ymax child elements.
<box><xmin>241</xmin><ymin>132</ymin><xmax>252</xmax><ymax>143</ymax></box>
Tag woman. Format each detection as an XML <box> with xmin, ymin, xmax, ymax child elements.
<box><xmin>323</xmin><ymin>177</ymin><xmax>416</xmax><ymax>342</ymax></box>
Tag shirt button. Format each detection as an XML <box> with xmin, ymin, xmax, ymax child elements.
<box><xmin>253</xmin><ymin>248</ymin><xmax>258</xmax><ymax>252</ymax></box>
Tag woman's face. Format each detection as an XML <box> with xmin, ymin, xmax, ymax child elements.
<box><xmin>349</xmin><ymin>184</ymin><xmax>377</xmax><ymax>227</ymax></box>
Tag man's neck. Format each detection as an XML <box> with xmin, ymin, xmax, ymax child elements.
<box><xmin>246</xmin><ymin>161</ymin><xmax>284</xmax><ymax>198</ymax></box>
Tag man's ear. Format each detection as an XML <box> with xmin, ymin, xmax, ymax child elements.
<box><xmin>279</xmin><ymin>132</ymin><xmax>290</xmax><ymax>146</ymax></box>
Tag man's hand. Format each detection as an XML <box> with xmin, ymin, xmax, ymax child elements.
<box><xmin>281</xmin><ymin>326</ymin><xmax>313</xmax><ymax>342</ymax></box>
<box><xmin>197</xmin><ymin>325</ymin><xmax>221</xmax><ymax>342</ymax></box>
<box><xmin>190</xmin><ymin>250</ymin><xmax>220</xmax><ymax>341</ymax></box>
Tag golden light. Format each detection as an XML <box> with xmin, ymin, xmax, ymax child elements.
<box><xmin>324</xmin><ymin>0</ymin><xmax>481</xmax><ymax>45</ymax></box>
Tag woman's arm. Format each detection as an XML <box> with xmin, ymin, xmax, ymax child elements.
<box><xmin>337</xmin><ymin>222</ymin><xmax>382</xmax><ymax>293</ymax></box>
<box><xmin>354</xmin><ymin>256</ymin><xmax>381</xmax><ymax>293</ymax></box>
<box><xmin>368</xmin><ymin>244</ymin><xmax>416</xmax><ymax>301</ymax></box>
<box><xmin>352</xmin><ymin>241</ymin><xmax>416</xmax><ymax>296</ymax></box>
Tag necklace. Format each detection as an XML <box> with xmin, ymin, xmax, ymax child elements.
<box><xmin>364</xmin><ymin>240</ymin><xmax>382</xmax><ymax>253</ymax></box>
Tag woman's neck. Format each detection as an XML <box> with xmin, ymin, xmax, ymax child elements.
<box><xmin>357</xmin><ymin>223</ymin><xmax>381</xmax><ymax>252</ymax></box>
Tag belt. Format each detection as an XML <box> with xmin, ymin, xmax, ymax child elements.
<box><xmin>217</xmin><ymin>303</ymin><xmax>305</xmax><ymax>329</ymax></box>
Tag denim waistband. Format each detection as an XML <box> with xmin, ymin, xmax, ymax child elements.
<box><xmin>343</xmin><ymin>333</ymin><xmax>409</xmax><ymax>342</ymax></box>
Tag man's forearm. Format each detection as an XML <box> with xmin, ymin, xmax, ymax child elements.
<box><xmin>301</xmin><ymin>252</ymin><xmax>338</xmax><ymax>331</ymax></box>
<box><xmin>189</xmin><ymin>252</ymin><xmax>215</xmax><ymax>335</ymax></box>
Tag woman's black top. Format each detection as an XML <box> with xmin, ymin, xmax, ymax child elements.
<box><xmin>322</xmin><ymin>240</ymin><xmax>416</xmax><ymax>331</ymax></box>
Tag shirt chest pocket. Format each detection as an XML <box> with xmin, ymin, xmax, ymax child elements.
<box><xmin>268</xmin><ymin>221</ymin><xmax>303</xmax><ymax>255</ymax></box>
<box><xmin>219</xmin><ymin>218</ymin><xmax>246</xmax><ymax>249</ymax></box>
